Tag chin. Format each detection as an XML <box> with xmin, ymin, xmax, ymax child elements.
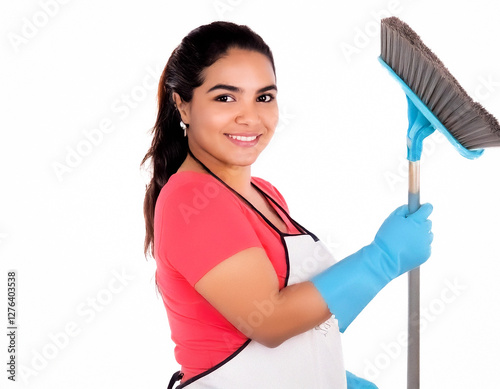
<box><xmin>230</xmin><ymin>154</ymin><xmax>260</xmax><ymax>167</ymax></box>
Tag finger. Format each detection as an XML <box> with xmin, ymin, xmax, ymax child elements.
<box><xmin>410</xmin><ymin>203</ymin><xmax>433</xmax><ymax>222</ymax></box>
<box><xmin>393</xmin><ymin>204</ymin><xmax>409</xmax><ymax>217</ymax></box>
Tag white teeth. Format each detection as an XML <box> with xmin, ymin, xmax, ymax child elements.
<box><xmin>228</xmin><ymin>134</ymin><xmax>258</xmax><ymax>141</ymax></box>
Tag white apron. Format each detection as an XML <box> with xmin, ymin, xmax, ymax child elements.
<box><xmin>168</xmin><ymin>153</ymin><xmax>347</xmax><ymax>388</ymax></box>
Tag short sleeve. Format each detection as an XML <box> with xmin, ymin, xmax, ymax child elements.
<box><xmin>154</xmin><ymin>173</ymin><xmax>263</xmax><ymax>286</ymax></box>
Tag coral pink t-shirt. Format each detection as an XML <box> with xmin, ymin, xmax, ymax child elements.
<box><xmin>154</xmin><ymin>171</ymin><xmax>300</xmax><ymax>380</ymax></box>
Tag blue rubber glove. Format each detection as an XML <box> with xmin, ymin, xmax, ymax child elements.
<box><xmin>311</xmin><ymin>204</ymin><xmax>433</xmax><ymax>332</ymax></box>
<box><xmin>346</xmin><ymin>370</ymin><xmax>378</xmax><ymax>388</ymax></box>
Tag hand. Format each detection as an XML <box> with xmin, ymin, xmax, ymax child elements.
<box><xmin>373</xmin><ymin>203</ymin><xmax>434</xmax><ymax>278</ymax></box>
<box><xmin>311</xmin><ymin>203</ymin><xmax>434</xmax><ymax>332</ymax></box>
<box><xmin>346</xmin><ymin>370</ymin><xmax>378</xmax><ymax>388</ymax></box>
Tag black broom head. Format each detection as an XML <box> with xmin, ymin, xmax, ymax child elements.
<box><xmin>380</xmin><ymin>16</ymin><xmax>500</xmax><ymax>150</ymax></box>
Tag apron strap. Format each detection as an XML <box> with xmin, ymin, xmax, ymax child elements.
<box><xmin>186</xmin><ymin>148</ymin><xmax>315</xmax><ymax>238</ymax></box>
<box><xmin>167</xmin><ymin>371</ymin><xmax>184</xmax><ymax>389</ymax></box>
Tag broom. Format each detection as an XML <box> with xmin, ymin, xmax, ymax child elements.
<box><xmin>378</xmin><ymin>16</ymin><xmax>500</xmax><ymax>389</ymax></box>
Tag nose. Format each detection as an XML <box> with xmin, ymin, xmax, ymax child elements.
<box><xmin>235</xmin><ymin>101</ymin><xmax>261</xmax><ymax>126</ymax></box>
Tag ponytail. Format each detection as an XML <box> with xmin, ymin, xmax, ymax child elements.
<box><xmin>141</xmin><ymin>67</ymin><xmax>188</xmax><ymax>257</ymax></box>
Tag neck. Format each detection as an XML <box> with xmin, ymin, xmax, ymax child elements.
<box><xmin>186</xmin><ymin>147</ymin><xmax>253</xmax><ymax>196</ymax></box>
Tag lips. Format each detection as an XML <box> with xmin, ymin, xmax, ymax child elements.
<box><xmin>225</xmin><ymin>133</ymin><xmax>262</xmax><ymax>147</ymax></box>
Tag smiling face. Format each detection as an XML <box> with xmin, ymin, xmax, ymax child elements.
<box><xmin>174</xmin><ymin>48</ymin><xmax>279</xmax><ymax>175</ymax></box>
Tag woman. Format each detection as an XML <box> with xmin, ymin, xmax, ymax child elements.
<box><xmin>142</xmin><ymin>21</ymin><xmax>433</xmax><ymax>388</ymax></box>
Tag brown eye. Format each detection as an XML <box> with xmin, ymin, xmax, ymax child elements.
<box><xmin>215</xmin><ymin>95</ymin><xmax>235</xmax><ymax>102</ymax></box>
<box><xmin>257</xmin><ymin>94</ymin><xmax>274</xmax><ymax>103</ymax></box>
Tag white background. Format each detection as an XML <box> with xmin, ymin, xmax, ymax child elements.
<box><xmin>1</xmin><ymin>0</ymin><xmax>499</xmax><ymax>388</ymax></box>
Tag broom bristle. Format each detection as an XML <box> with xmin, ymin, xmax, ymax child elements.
<box><xmin>381</xmin><ymin>17</ymin><xmax>500</xmax><ymax>149</ymax></box>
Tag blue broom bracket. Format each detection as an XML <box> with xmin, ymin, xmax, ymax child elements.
<box><xmin>378</xmin><ymin>57</ymin><xmax>484</xmax><ymax>162</ymax></box>
<box><xmin>406</xmin><ymin>97</ymin><xmax>435</xmax><ymax>162</ymax></box>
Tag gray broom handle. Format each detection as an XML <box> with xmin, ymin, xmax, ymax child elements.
<box><xmin>408</xmin><ymin>161</ymin><xmax>420</xmax><ymax>389</ymax></box>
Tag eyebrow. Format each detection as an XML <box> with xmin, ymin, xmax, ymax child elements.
<box><xmin>206</xmin><ymin>84</ymin><xmax>277</xmax><ymax>94</ymax></box>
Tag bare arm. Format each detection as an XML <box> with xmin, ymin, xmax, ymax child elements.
<box><xmin>195</xmin><ymin>247</ymin><xmax>331</xmax><ymax>348</ymax></box>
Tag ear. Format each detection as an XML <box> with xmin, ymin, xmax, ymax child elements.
<box><xmin>172</xmin><ymin>92</ymin><xmax>191</xmax><ymax>125</ymax></box>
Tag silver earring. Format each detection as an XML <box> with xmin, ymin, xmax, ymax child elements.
<box><xmin>180</xmin><ymin>121</ymin><xmax>188</xmax><ymax>137</ymax></box>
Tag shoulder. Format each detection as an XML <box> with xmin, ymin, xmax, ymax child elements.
<box><xmin>155</xmin><ymin>171</ymin><xmax>242</xmax><ymax>224</ymax></box>
<box><xmin>159</xmin><ymin>170</ymin><xmax>219</xmax><ymax>195</ymax></box>
<box><xmin>252</xmin><ymin>177</ymin><xmax>290</xmax><ymax>212</ymax></box>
